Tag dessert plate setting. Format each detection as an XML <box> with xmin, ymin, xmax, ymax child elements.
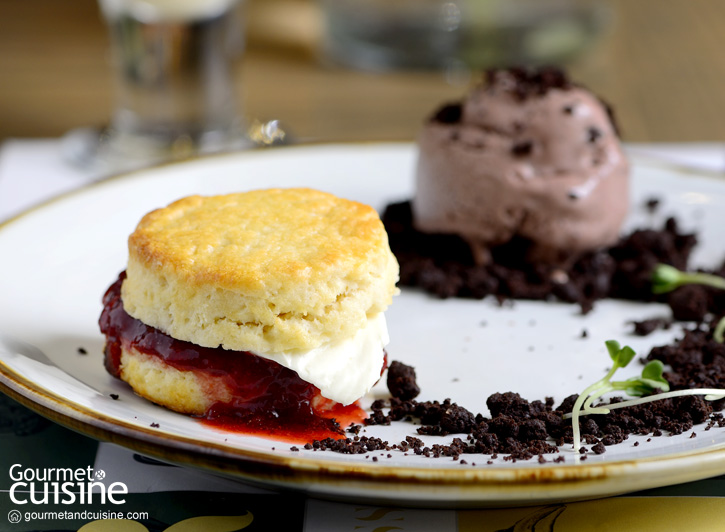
<box><xmin>1</xmin><ymin>143</ymin><xmax>725</xmax><ymax>507</ymax></box>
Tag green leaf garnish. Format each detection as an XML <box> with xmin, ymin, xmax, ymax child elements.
<box><xmin>651</xmin><ymin>264</ymin><xmax>725</xmax><ymax>345</ymax></box>
<box><xmin>641</xmin><ymin>359</ymin><xmax>666</xmax><ymax>382</ymax></box>
<box><xmin>651</xmin><ymin>264</ymin><xmax>684</xmax><ymax>294</ymax></box>
<box><xmin>616</xmin><ymin>345</ymin><xmax>637</xmax><ymax>368</ymax></box>
<box><xmin>565</xmin><ymin>265</ymin><xmax>725</xmax><ymax>454</ymax></box>
<box><xmin>605</xmin><ymin>339</ymin><xmax>621</xmax><ymax>360</ymax></box>
<box><xmin>651</xmin><ymin>264</ymin><xmax>725</xmax><ymax>294</ymax></box>
<box><xmin>565</xmin><ymin>342</ymin><xmax>725</xmax><ymax>455</ymax></box>
<box><xmin>715</xmin><ymin>316</ymin><xmax>725</xmax><ymax>344</ymax></box>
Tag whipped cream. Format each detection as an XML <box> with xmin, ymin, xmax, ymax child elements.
<box><xmin>253</xmin><ymin>313</ymin><xmax>389</xmax><ymax>406</ymax></box>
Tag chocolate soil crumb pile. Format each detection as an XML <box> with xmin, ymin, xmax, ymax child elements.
<box><xmin>382</xmin><ymin>200</ymin><xmax>713</xmax><ymax>315</ymax></box>
<box><xmin>301</xmin><ymin>334</ymin><xmax>725</xmax><ymax>462</ymax></box>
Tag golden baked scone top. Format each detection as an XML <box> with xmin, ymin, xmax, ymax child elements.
<box><xmin>121</xmin><ymin>188</ymin><xmax>399</xmax><ymax>354</ymax></box>
<box><xmin>129</xmin><ymin>188</ymin><xmax>387</xmax><ymax>291</ymax></box>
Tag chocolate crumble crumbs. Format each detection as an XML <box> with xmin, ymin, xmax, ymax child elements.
<box><xmin>386</xmin><ymin>361</ymin><xmax>421</xmax><ymax>401</ymax></box>
<box><xmin>630</xmin><ymin>317</ymin><xmax>671</xmax><ymax>336</ymax></box>
<box><xmin>667</xmin><ymin>284</ymin><xmax>710</xmax><ymax>321</ymax></box>
<box><xmin>587</xmin><ymin>127</ymin><xmax>602</xmax><ymax>143</ymax></box>
<box><xmin>486</xmin><ymin>66</ymin><xmax>572</xmax><ymax>101</ymax></box>
<box><xmin>430</xmin><ymin>102</ymin><xmax>463</xmax><ymax>124</ymax></box>
<box><xmin>511</xmin><ymin>140</ymin><xmax>533</xmax><ymax>157</ymax></box>
<box><xmin>382</xmin><ymin>200</ymin><xmax>708</xmax><ymax>317</ymax></box>
<box><xmin>77</xmin><ymin>347</ymin><xmax>87</xmax><ymax>355</ymax></box>
<box><xmin>646</xmin><ymin>197</ymin><xmax>661</xmax><ymax>213</ymax></box>
<box><xmin>109</xmin><ymin>394</ymin><xmax>119</xmax><ymax>400</ymax></box>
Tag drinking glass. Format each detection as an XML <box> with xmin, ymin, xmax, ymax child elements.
<box><xmin>63</xmin><ymin>0</ymin><xmax>252</xmax><ymax>175</ymax></box>
<box><xmin>320</xmin><ymin>0</ymin><xmax>609</xmax><ymax>73</ymax></box>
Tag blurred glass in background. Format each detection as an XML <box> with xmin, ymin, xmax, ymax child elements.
<box><xmin>320</xmin><ymin>0</ymin><xmax>610</xmax><ymax>73</ymax></box>
<box><xmin>64</xmin><ymin>0</ymin><xmax>251</xmax><ymax>175</ymax></box>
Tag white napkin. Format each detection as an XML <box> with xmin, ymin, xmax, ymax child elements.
<box><xmin>0</xmin><ymin>139</ymin><xmax>102</xmax><ymax>222</ymax></box>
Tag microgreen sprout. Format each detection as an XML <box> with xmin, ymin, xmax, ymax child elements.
<box><xmin>566</xmin><ymin>341</ymin><xmax>725</xmax><ymax>454</ymax></box>
<box><xmin>651</xmin><ymin>263</ymin><xmax>725</xmax><ymax>344</ymax></box>
<box><xmin>566</xmin><ymin>340</ymin><xmax>670</xmax><ymax>453</ymax></box>
<box><xmin>715</xmin><ymin>318</ymin><xmax>725</xmax><ymax>344</ymax></box>
<box><xmin>651</xmin><ymin>264</ymin><xmax>725</xmax><ymax>294</ymax></box>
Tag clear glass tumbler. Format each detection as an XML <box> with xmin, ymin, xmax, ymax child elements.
<box><xmin>320</xmin><ymin>0</ymin><xmax>609</xmax><ymax>74</ymax></box>
<box><xmin>64</xmin><ymin>0</ymin><xmax>250</xmax><ymax>175</ymax></box>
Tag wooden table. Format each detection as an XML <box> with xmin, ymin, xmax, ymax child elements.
<box><xmin>1</xmin><ymin>0</ymin><xmax>724</xmax><ymax>144</ymax></box>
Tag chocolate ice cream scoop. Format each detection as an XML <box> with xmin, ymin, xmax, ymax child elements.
<box><xmin>412</xmin><ymin>67</ymin><xmax>629</xmax><ymax>265</ymax></box>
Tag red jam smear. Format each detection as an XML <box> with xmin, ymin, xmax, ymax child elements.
<box><xmin>99</xmin><ymin>272</ymin><xmax>380</xmax><ymax>444</ymax></box>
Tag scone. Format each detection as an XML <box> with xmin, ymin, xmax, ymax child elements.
<box><xmin>99</xmin><ymin>188</ymin><xmax>399</xmax><ymax>439</ymax></box>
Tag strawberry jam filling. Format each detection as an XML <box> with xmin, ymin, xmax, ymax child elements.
<box><xmin>99</xmin><ymin>272</ymin><xmax>380</xmax><ymax>443</ymax></box>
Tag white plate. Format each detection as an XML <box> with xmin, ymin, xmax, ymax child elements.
<box><xmin>1</xmin><ymin>143</ymin><xmax>725</xmax><ymax>507</ymax></box>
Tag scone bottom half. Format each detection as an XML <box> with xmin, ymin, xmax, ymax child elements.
<box><xmin>99</xmin><ymin>188</ymin><xmax>399</xmax><ymax>444</ymax></box>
